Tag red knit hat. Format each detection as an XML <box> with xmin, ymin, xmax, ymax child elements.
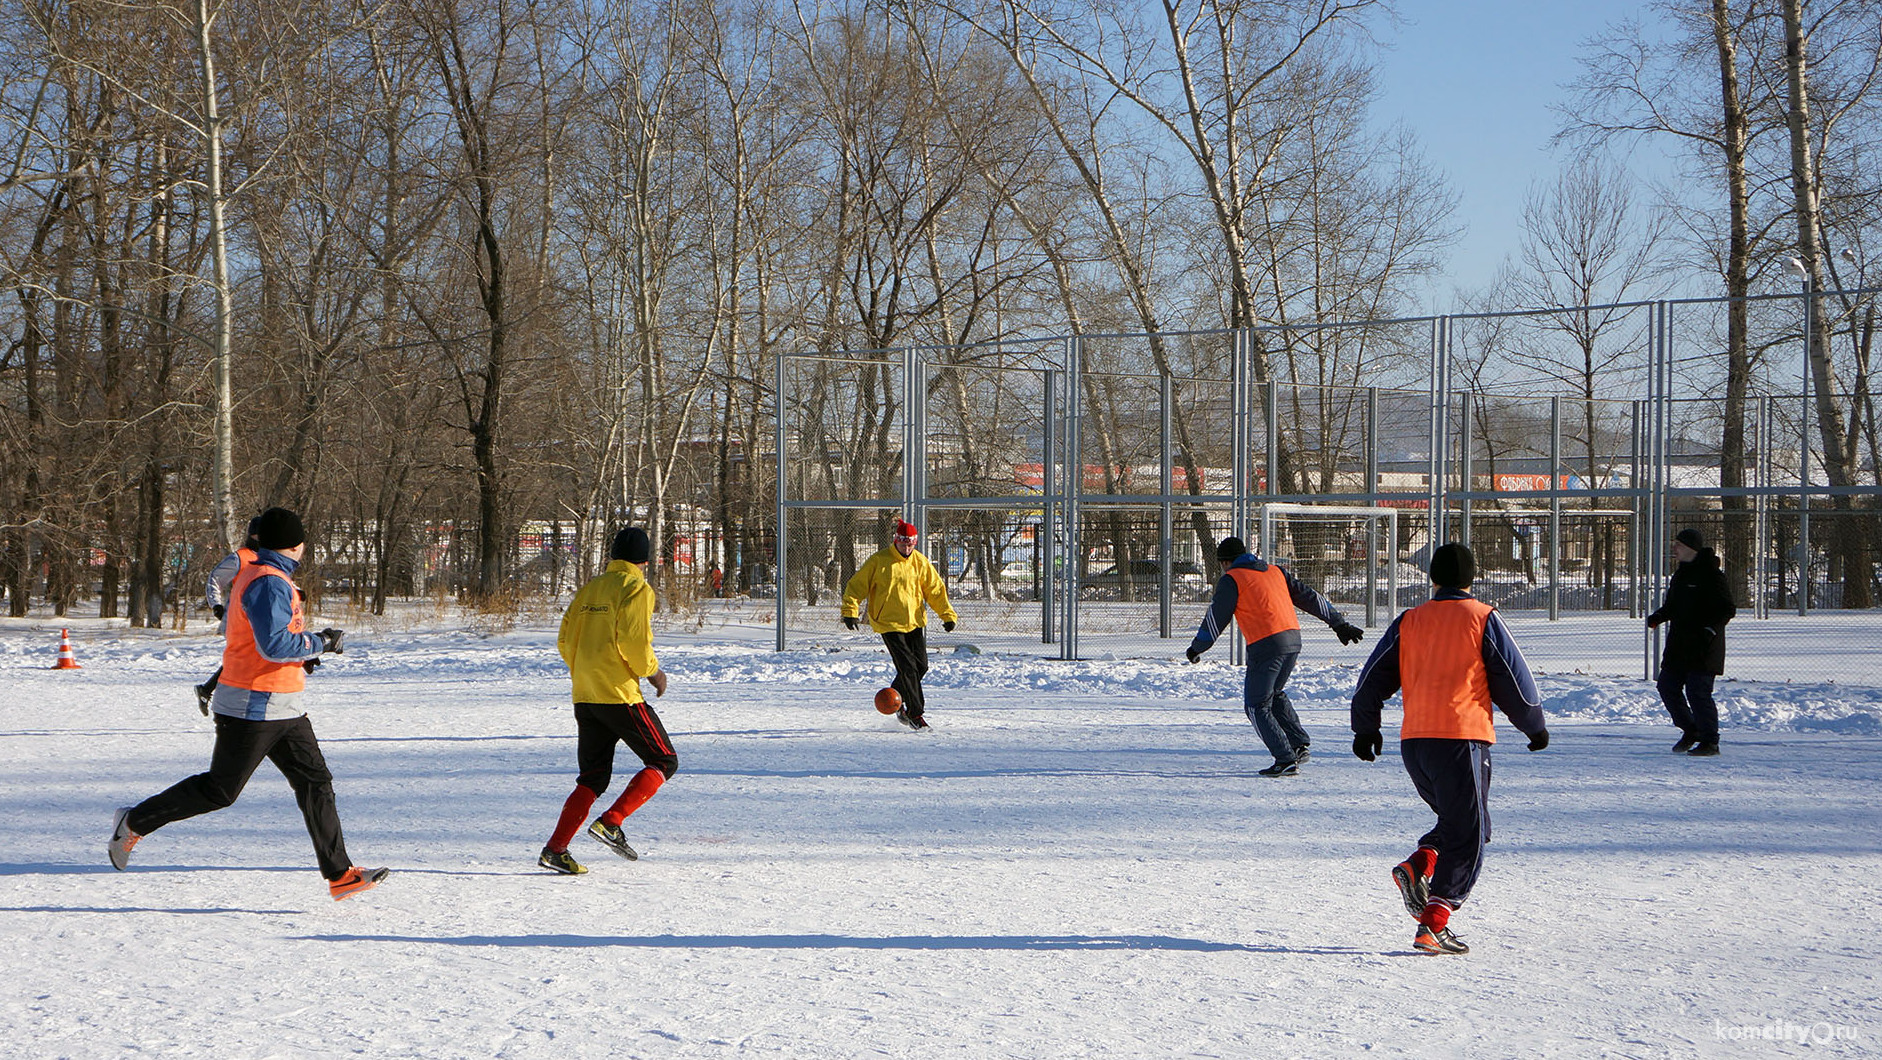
<box><xmin>893</xmin><ymin>520</ymin><xmax>918</xmax><ymax>540</ymax></box>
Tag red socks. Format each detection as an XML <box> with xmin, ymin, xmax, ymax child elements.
<box><xmin>601</xmin><ymin>768</ymin><xmax>666</xmax><ymax>827</ymax></box>
<box><xmin>1419</xmin><ymin>898</ymin><xmax>1454</xmax><ymax>931</ymax></box>
<box><xmin>547</xmin><ymin>770</ymin><xmax>667</xmax><ymax>850</ymax></box>
<box><xmin>547</xmin><ymin>784</ymin><xmax>600</xmax><ymax>852</ymax></box>
<box><xmin>1409</xmin><ymin>846</ymin><xmax>1437</xmax><ymax>878</ymax></box>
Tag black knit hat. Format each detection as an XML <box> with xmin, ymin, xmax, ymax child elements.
<box><xmin>252</xmin><ymin>507</ymin><xmax>305</xmax><ymax>551</ymax></box>
<box><xmin>611</xmin><ymin>527</ymin><xmax>651</xmax><ymax>563</ymax></box>
<box><xmin>1429</xmin><ymin>542</ymin><xmax>1475</xmax><ymax>589</ymax></box>
<box><xmin>244</xmin><ymin>515</ymin><xmax>262</xmax><ymax>545</ymax></box>
<box><xmin>1216</xmin><ymin>536</ymin><xmax>1246</xmax><ymax>563</ymax></box>
<box><xmin>1674</xmin><ymin>528</ymin><xmax>1705</xmax><ymax>550</ymax></box>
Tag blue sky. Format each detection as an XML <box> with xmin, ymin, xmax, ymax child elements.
<box><xmin>1369</xmin><ymin>1</ymin><xmax>1677</xmax><ymax>307</ymax></box>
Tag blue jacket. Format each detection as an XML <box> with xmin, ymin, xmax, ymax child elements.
<box><xmin>1350</xmin><ymin>588</ymin><xmax>1545</xmax><ymax>738</ymax></box>
<box><xmin>239</xmin><ymin>548</ymin><xmax>324</xmax><ymax>664</ymax></box>
<box><xmin>1187</xmin><ymin>553</ymin><xmax>1348</xmax><ymax>658</ymax></box>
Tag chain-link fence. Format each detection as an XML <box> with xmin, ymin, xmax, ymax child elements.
<box><xmin>776</xmin><ymin>296</ymin><xmax>1882</xmax><ymax>686</ymax></box>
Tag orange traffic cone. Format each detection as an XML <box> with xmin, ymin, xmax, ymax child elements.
<box><xmin>51</xmin><ymin>628</ymin><xmax>81</xmax><ymax>670</ymax></box>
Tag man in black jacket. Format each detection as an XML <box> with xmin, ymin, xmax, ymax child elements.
<box><xmin>1647</xmin><ymin>528</ymin><xmax>1737</xmax><ymax>756</ymax></box>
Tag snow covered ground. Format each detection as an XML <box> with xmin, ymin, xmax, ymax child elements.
<box><xmin>2</xmin><ymin>605</ymin><xmax>1879</xmax><ymax>1057</ymax></box>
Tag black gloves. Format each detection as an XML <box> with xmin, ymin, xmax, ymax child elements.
<box><xmin>1527</xmin><ymin>729</ymin><xmax>1550</xmax><ymax>752</ymax></box>
<box><xmin>1333</xmin><ymin>622</ymin><xmax>1364</xmax><ymax>645</ymax></box>
<box><xmin>1353</xmin><ymin>731</ymin><xmax>1382</xmax><ymax>761</ymax></box>
<box><xmin>1185</xmin><ymin>647</ymin><xmax>1202</xmax><ymax>664</ymax></box>
<box><xmin>317</xmin><ymin>628</ymin><xmax>345</xmax><ymax>654</ymax></box>
<box><xmin>943</xmin><ymin>620</ymin><xmax>956</xmax><ymax>633</ymax></box>
<box><xmin>212</xmin><ymin>605</ymin><xmax>226</xmax><ymax>621</ymax></box>
<box><xmin>843</xmin><ymin>616</ymin><xmax>860</xmax><ymax>631</ymax></box>
<box><xmin>303</xmin><ymin>657</ymin><xmax>322</xmax><ymax>673</ymax></box>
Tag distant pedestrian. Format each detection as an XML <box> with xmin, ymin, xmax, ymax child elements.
<box><xmin>194</xmin><ymin>516</ymin><xmax>261</xmax><ymax>715</ymax></box>
<box><xmin>539</xmin><ymin>527</ymin><xmax>673</xmax><ymax>875</ymax></box>
<box><xmin>841</xmin><ymin>520</ymin><xmax>958</xmax><ymax>730</ymax></box>
<box><xmin>109</xmin><ymin>507</ymin><xmax>379</xmax><ymax>901</ymax></box>
<box><xmin>1648</xmin><ymin>528</ymin><xmax>1736</xmax><ymax>757</ymax></box>
<box><xmin>1185</xmin><ymin>536</ymin><xmax>1365</xmax><ymax>776</ymax></box>
<box><xmin>1350</xmin><ymin>543</ymin><xmax>1548</xmax><ymax>955</ymax></box>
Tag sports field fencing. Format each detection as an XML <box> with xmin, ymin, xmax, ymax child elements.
<box><xmin>775</xmin><ymin>295</ymin><xmax>1882</xmax><ymax>687</ymax></box>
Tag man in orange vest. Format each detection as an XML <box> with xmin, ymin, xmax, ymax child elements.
<box><xmin>109</xmin><ymin>507</ymin><xmax>385</xmax><ymax>901</ymax></box>
<box><xmin>1350</xmin><ymin>542</ymin><xmax>1548</xmax><ymax>954</ymax></box>
<box><xmin>193</xmin><ymin>515</ymin><xmax>261</xmax><ymax>714</ymax></box>
<box><xmin>1186</xmin><ymin>536</ymin><xmax>1365</xmax><ymax>776</ymax></box>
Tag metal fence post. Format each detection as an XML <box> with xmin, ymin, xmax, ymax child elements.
<box><xmin>1064</xmin><ymin>335</ymin><xmax>1082</xmax><ymax>661</ymax></box>
<box><xmin>1042</xmin><ymin>368</ymin><xmax>1058</xmax><ymax>644</ymax></box>
<box><xmin>775</xmin><ymin>351</ymin><xmax>789</xmax><ymax>652</ymax></box>
<box><xmin>1159</xmin><ymin>370</ymin><xmax>1174</xmax><ymax>639</ymax></box>
<box><xmin>1549</xmin><ymin>395</ymin><xmax>1562</xmax><ymax>622</ymax></box>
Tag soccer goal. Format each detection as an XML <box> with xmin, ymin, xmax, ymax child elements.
<box><xmin>1256</xmin><ymin>503</ymin><xmax>1401</xmax><ymax>628</ymax></box>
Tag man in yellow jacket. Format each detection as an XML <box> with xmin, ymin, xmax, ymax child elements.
<box><xmin>842</xmin><ymin>519</ymin><xmax>958</xmax><ymax>730</ymax></box>
<box><xmin>539</xmin><ymin>527</ymin><xmax>672</xmax><ymax>874</ymax></box>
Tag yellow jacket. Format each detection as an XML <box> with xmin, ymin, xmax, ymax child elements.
<box><xmin>558</xmin><ymin>560</ymin><xmax>660</xmax><ymax>703</ymax></box>
<box><xmin>841</xmin><ymin>546</ymin><xmax>958</xmax><ymax>633</ymax></box>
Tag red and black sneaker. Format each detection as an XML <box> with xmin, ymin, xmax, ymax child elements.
<box><xmin>1391</xmin><ymin>861</ymin><xmax>1430</xmax><ymax>920</ymax></box>
<box><xmin>1413</xmin><ymin>924</ymin><xmax>1469</xmax><ymax>954</ymax></box>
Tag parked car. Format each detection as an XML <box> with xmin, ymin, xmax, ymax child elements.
<box><xmin>1078</xmin><ymin>560</ymin><xmax>1209</xmax><ymax>600</ymax></box>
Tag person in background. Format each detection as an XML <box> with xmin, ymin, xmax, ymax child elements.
<box><xmin>1648</xmin><ymin>528</ymin><xmax>1736</xmax><ymax>757</ymax></box>
<box><xmin>841</xmin><ymin>520</ymin><xmax>958</xmax><ymax>731</ymax></box>
<box><xmin>1350</xmin><ymin>542</ymin><xmax>1548</xmax><ymax>955</ymax></box>
<box><xmin>539</xmin><ymin>528</ymin><xmax>674</xmax><ymax>875</ymax></box>
<box><xmin>111</xmin><ymin>507</ymin><xmax>378</xmax><ymax>901</ymax></box>
<box><xmin>1186</xmin><ymin>536</ymin><xmax>1365</xmax><ymax>777</ymax></box>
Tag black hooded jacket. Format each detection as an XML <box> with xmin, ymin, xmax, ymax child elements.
<box><xmin>1647</xmin><ymin>547</ymin><xmax>1737</xmax><ymax>674</ymax></box>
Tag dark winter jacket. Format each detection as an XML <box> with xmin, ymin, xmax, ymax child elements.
<box><xmin>1647</xmin><ymin>548</ymin><xmax>1736</xmax><ymax>674</ymax></box>
<box><xmin>1186</xmin><ymin>553</ymin><xmax>1348</xmax><ymax>659</ymax></box>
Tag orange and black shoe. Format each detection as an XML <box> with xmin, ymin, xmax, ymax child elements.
<box><xmin>1391</xmin><ymin>861</ymin><xmax>1430</xmax><ymax>920</ymax></box>
<box><xmin>108</xmin><ymin>807</ymin><xmax>141</xmax><ymax>871</ymax></box>
<box><xmin>1413</xmin><ymin>924</ymin><xmax>1469</xmax><ymax>954</ymax></box>
<box><xmin>329</xmin><ymin>866</ymin><xmax>389</xmax><ymax>901</ymax></box>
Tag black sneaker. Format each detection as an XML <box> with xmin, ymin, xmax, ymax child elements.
<box><xmin>539</xmin><ymin>847</ymin><xmax>587</xmax><ymax>875</ymax></box>
<box><xmin>1413</xmin><ymin>924</ymin><xmax>1469</xmax><ymax>954</ymax></box>
<box><xmin>1256</xmin><ymin>760</ymin><xmax>1300</xmax><ymax>778</ymax></box>
<box><xmin>1687</xmin><ymin>741</ymin><xmax>1720</xmax><ymax>757</ymax></box>
<box><xmin>1293</xmin><ymin>746</ymin><xmax>1312</xmax><ymax>764</ymax></box>
<box><xmin>1391</xmin><ymin>861</ymin><xmax>1430</xmax><ymax>920</ymax></box>
<box><xmin>895</xmin><ymin>708</ymin><xmax>930</xmax><ymax>730</ymax></box>
<box><xmin>587</xmin><ymin>819</ymin><xmax>638</xmax><ymax>861</ymax></box>
<box><xmin>194</xmin><ymin>683</ymin><xmax>213</xmax><ymax>716</ymax></box>
<box><xmin>1671</xmin><ymin>731</ymin><xmax>1697</xmax><ymax>753</ymax></box>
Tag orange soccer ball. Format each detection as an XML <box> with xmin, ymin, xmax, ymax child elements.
<box><xmin>874</xmin><ymin>687</ymin><xmax>903</xmax><ymax>714</ymax></box>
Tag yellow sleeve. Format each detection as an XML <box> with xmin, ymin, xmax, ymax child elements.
<box><xmin>924</xmin><ymin>555</ymin><xmax>958</xmax><ymax>624</ymax></box>
<box><xmin>557</xmin><ymin>595</ymin><xmax>579</xmax><ymax>668</ymax></box>
<box><xmin>841</xmin><ymin>555</ymin><xmax>877</xmax><ymax>619</ymax></box>
<box><xmin>614</xmin><ymin>577</ymin><xmax>660</xmax><ymax>678</ymax></box>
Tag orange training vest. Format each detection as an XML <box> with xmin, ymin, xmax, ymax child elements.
<box><xmin>221</xmin><ymin>562</ymin><xmax>307</xmax><ymax>693</ymax></box>
<box><xmin>1229</xmin><ymin>565</ymin><xmax>1301</xmax><ymax>643</ymax></box>
<box><xmin>1398</xmin><ymin>597</ymin><xmax>1496</xmax><ymax>743</ymax></box>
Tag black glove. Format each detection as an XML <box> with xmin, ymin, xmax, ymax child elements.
<box><xmin>943</xmin><ymin>620</ymin><xmax>956</xmax><ymax>633</ymax></box>
<box><xmin>1353</xmin><ymin>731</ymin><xmax>1382</xmax><ymax>761</ymax></box>
<box><xmin>212</xmin><ymin>605</ymin><xmax>225</xmax><ymax>621</ymax></box>
<box><xmin>843</xmin><ymin>616</ymin><xmax>859</xmax><ymax>631</ymax></box>
<box><xmin>317</xmin><ymin>628</ymin><xmax>345</xmax><ymax>654</ymax></box>
<box><xmin>1333</xmin><ymin>622</ymin><xmax>1364</xmax><ymax>645</ymax></box>
<box><xmin>1527</xmin><ymin>729</ymin><xmax>1549</xmax><ymax>752</ymax></box>
<box><xmin>1185</xmin><ymin>647</ymin><xmax>1202</xmax><ymax>664</ymax></box>
<box><xmin>303</xmin><ymin>657</ymin><xmax>322</xmax><ymax>674</ymax></box>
